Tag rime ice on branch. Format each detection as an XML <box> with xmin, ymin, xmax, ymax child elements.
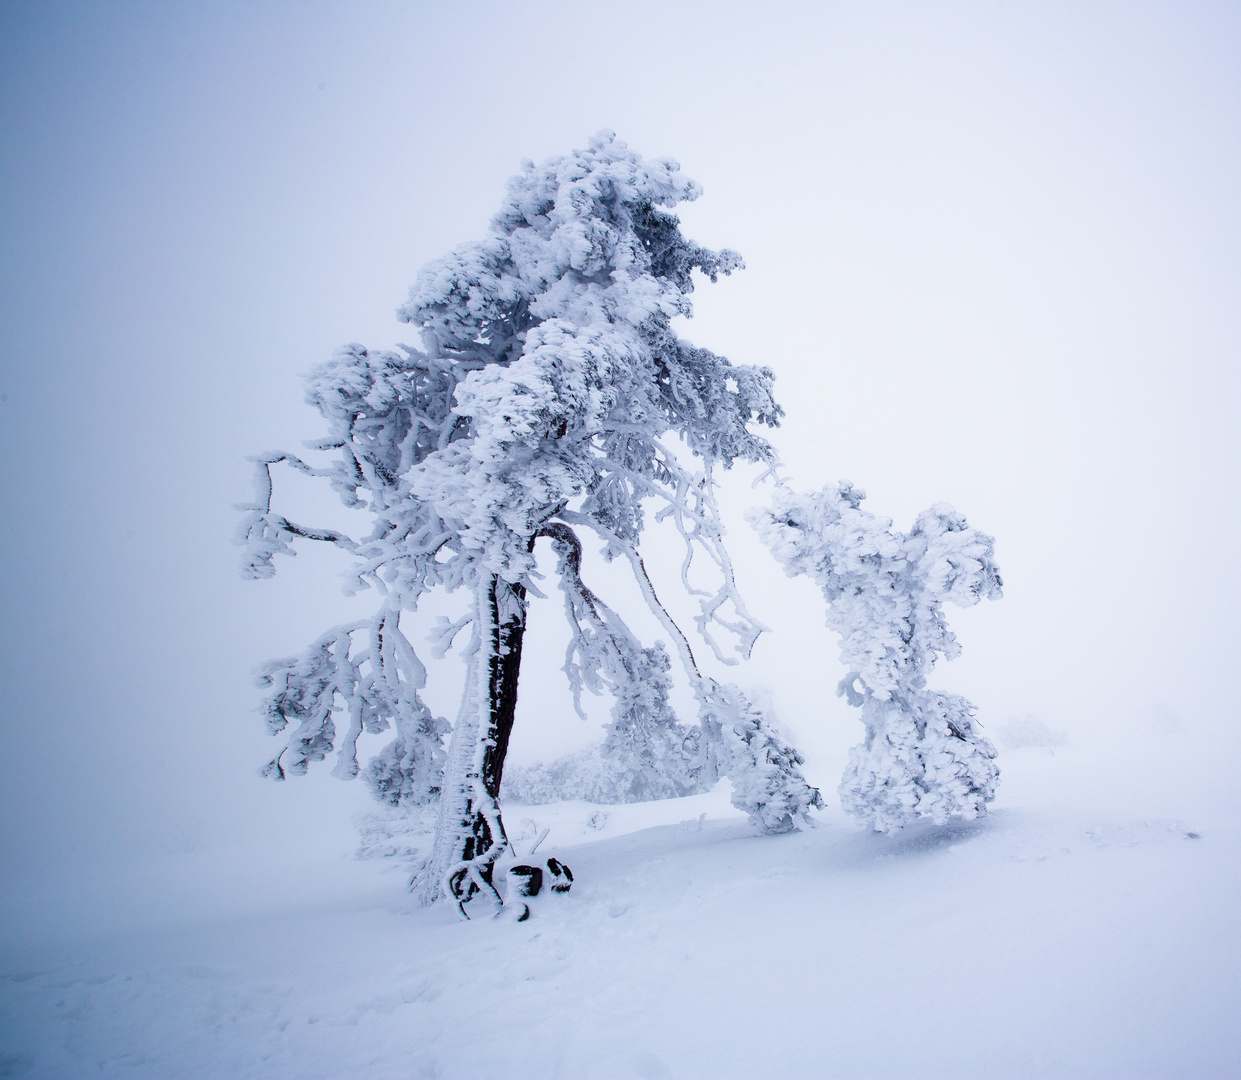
<box><xmin>750</xmin><ymin>482</ymin><xmax>1003</xmax><ymax>833</ymax></box>
<box><xmin>238</xmin><ymin>132</ymin><xmax>820</xmax><ymax>913</ymax></box>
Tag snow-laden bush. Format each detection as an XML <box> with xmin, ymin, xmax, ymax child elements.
<box><xmin>998</xmin><ymin>715</ymin><xmax>1067</xmax><ymax>750</ymax></box>
<box><xmin>502</xmin><ymin>745</ymin><xmax>692</xmax><ymax>805</ymax></box>
<box><xmin>751</xmin><ymin>482</ymin><xmax>1002</xmax><ymax>833</ymax></box>
<box><xmin>503</xmin><ymin>677</ymin><xmax>818</xmax><ymax>835</ymax></box>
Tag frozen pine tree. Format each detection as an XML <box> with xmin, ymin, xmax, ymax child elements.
<box><xmin>239</xmin><ymin>133</ymin><xmax>820</xmax><ymax>914</ymax></box>
<box><xmin>750</xmin><ymin>482</ymin><xmax>1002</xmax><ymax>833</ymax></box>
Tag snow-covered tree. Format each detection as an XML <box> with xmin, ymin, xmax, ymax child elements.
<box><xmin>239</xmin><ymin>132</ymin><xmax>820</xmax><ymax>914</ymax></box>
<box><xmin>750</xmin><ymin>482</ymin><xmax>1002</xmax><ymax>833</ymax></box>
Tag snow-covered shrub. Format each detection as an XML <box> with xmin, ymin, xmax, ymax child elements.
<box><xmin>502</xmin><ymin>746</ymin><xmax>636</xmax><ymax>805</ymax></box>
<box><xmin>751</xmin><ymin>482</ymin><xmax>1002</xmax><ymax>833</ymax></box>
<box><xmin>503</xmin><ymin>684</ymin><xmax>823</xmax><ymax>835</ymax></box>
<box><xmin>355</xmin><ymin>805</ymin><xmax>437</xmax><ymax>861</ymax></box>
<box><xmin>998</xmin><ymin>715</ymin><xmax>1067</xmax><ymax>750</ymax></box>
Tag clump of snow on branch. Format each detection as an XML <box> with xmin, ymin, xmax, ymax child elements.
<box><xmin>240</xmin><ymin>132</ymin><xmax>820</xmax><ymax>908</ymax></box>
<box><xmin>750</xmin><ymin>482</ymin><xmax>1002</xmax><ymax>833</ymax></box>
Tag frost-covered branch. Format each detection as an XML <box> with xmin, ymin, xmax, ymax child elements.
<box><xmin>557</xmin><ymin>509</ymin><xmax>820</xmax><ymax>831</ymax></box>
<box><xmin>256</xmin><ymin>611</ymin><xmax>448</xmax><ymax>804</ymax></box>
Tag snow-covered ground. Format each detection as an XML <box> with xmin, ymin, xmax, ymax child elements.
<box><xmin>2</xmin><ymin>729</ymin><xmax>1238</xmax><ymax>1079</ymax></box>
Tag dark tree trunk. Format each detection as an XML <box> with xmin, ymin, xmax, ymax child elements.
<box><xmin>429</xmin><ymin>571</ymin><xmax>529</xmax><ymax>912</ymax></box>
<box><xmin>458</xmin><ymin>573</ymin><xmax>528</xmax><ymax>869</ymax></box>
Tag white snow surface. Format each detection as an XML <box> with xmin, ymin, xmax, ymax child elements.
<box><xmin>2</xmin><ymin>731</ymin><xmax>1238</xmax><ymax>1080</ymax></box>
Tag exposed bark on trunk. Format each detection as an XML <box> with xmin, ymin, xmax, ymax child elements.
<box><xmin>459</xmin><ymin>573</ymin><xmax>528</xmax><ymax>872</ymax></box>
<box><xmin>416</xmin><ymin>573</ymin><xmax>528</xmax><ymax>911</ymax></box>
